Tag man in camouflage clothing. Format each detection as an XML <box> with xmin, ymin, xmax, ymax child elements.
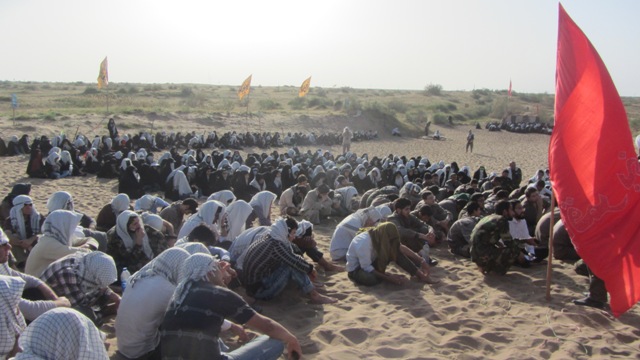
<box><xmin>470</xmin><ymin>200</ymin><xmax>535</xmax><ymax>274</ymax></box>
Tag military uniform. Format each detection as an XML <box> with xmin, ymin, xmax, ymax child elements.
<box><xmin>470</xmin><ymin>214</ymin><xmax>522</xmax><ymax>274</ymax></box>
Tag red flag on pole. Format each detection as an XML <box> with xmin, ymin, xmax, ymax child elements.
<box><xmin>549</xmin><ymin>4</ymin><xmax>640</xmax><ymax>317</ymax></box>
<box><xmin>508</xmin><ymin>79</ymin><xmax>512</xmax><ymax>98</ymax></box>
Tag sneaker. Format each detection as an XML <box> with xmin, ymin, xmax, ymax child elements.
<box><xmin>428</xmin><ymin>258</ymin><xmax>438</xmax><ymax>266</ymax></box>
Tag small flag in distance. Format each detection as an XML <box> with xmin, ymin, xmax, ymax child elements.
<box><xmin>97</xmin><ymin>57</ymin><xmax>108</xmax><ymax>89</ymax></box>
<box><xmin>299</xmin><ymin>76</ymin><xmax>311</xmax><ymax>97</ymax></box>
<box><xmin>238</xmin><ymin>75</ymin><xmax>252</xmax><ymax>100</ymax></box>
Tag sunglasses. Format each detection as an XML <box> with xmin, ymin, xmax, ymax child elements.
<box><xmin>23</xmin><ymin>203</ymin><xmax>33</xmax><ymax>207</ymax></box>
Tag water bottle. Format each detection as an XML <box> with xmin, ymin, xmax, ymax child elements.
<box><xmin>121</xmin><ymin>267</ymin><xmax>131</xmax><ymax>292</ymax></box>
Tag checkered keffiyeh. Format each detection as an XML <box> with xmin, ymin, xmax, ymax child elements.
<box><xmin>129</xmin><ymin>247</ymin><xmax>190</xmax><ymax>288</ymax></box>
<box><xmin>171</xmin><ymin>254</ymin><xmax>219</xmax><ymax>309</ymax></box>
<box><xmin>14</xmin><ymin>308</ymin><xmax>108</xmax><ymax>360</ymax></box>
<box><xmin>42</xmin><ymin>210</ymin><xmax>83</xmax><ymax>246</ymax></box>
<box><xmin>9</xmin><ymin>195</ymin><xmax>41</xmax><ymax>240</ymax></box>
<box><xmin>0</xmin><ymin>275</ymin><xmax>26</xmax><ymax>358</ymax></box>
<box><xmin>76</xmin><ymin>252</ymin><xmax>117</xmax><ymax>294</ymax></box>
<box><xmin>176</xmin><ymin>242</ymin><xmax>210</xmax><ymax>255</ymax></box>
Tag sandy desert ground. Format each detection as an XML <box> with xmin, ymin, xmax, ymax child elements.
<box><xmin>1</xmin><ymin>116</ymin><xmax>639</xmax><ymax>360</ymax></box>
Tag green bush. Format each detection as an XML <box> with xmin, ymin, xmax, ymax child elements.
<box><xmin>424</xmin><ymin>83</ymin><xmax>442</xmax><ymax>96</ymax></box>
<box><xmin>406</xmin><ymin>109</ymin><xmax>428</xmax><ymax>125</ymax></box>
<box><xmin>83</xmin><ymin>87</ymin><xmax>100</xmax><ymax>94</ymax></box>
<box><xmin>433</xmin><ymin>113</ymin><xmax>448</xmax><ymax>125</ymax></box>
<box><xmin>387</xmin><ymin>100</ymin><xmax>408</xmax><ymax>114</ymax></box>
<box><xmin>288</xmin><ymin>97</ymin><xmax>306</xmax><ymax>110</ymax></box>
<box><xmin>258</xmin><ymin>99</ymin><xmax>281</xmax><ymax>110</ymax></box>
<box><xmin>181</xmin><ymin>87</ymin><xmax>194</xmax><ymax>97</ymax></box>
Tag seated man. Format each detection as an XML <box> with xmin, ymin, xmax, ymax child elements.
<box><xmin>96</xmin><ymin>193</ymin><xmax>131</xmax><ymax>232</ymax></box>
<box><xmin>470</xmin><ymin>201</ymin><xmax>536</xmax><ymax>275</ymax></box>
<box><xmin>346</xmin><ymin>222</ymin><xmax>435</xmax><ymax>286</ymax></box>
<box><xmin>279</xmin><ymin>183</ymin><xmax>308</xmax><ymax>216</ymax></box>
<box><xmin>330</xmin><ymin>206</ymin><xmax>386</xmax><ymax>261</ymax></box>
<box><xmin>2</xmin><ymin>195</ymin><xmax>45</xmax><ymax>267</ymax></box>
<box><xmin>40</xmin><ymin>251</ymin><xmax>120</xmax><ymax>324</ymax></box>
<box><xmin>159</xmin><ymin>198</ymin><xmax>198</xmax><ymax>236</ymax></box>
<box><xmin>159</xmin><ymin>253</ymin><xmax>303</xmax><ymax>360</ymax></box>
<box><xmin>115</xmin><ymin>248</ymin><xmax>190</xmax><ymax>359</ymax></box>
<box><xmin>241</xmin><ymin>217</ymin><xmax>337</xmax><ymax>303</ymax></box>
<box><xmin>293</xmin><ymin>220</ymin><xmax>343</xmax><ymax>272</ymax></box>
<box><xmin>300</xmin><ymin>184</ymin><xmax>333</xmax><ymax>224</ymax></box>
<box><xmin>386</xmin><ymin>198</ymin><xmax>437</xmax><ymax>266</ymax></box>
<box><xmin>446</xmin><ymin>202</ymin><xmax>481</xmax><ymax>258</ymax></box>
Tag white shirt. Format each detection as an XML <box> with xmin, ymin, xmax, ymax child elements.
<box><xmin>509</xmin><ymin>218</ymin><xmax>531</xmax><ymax>239</ymax></box>
<box><xmin>346</xmin><ymin>232</ymin><xmax>376</xmax><ymax>273</ymax></box>
<box><xmin>330</xmin><ymin>213</ymin><xmax>364</xmax><ymax>261</ymax></box>
<box><xmin>115</xmin><ymin>275</ymin><xmax>175</xmax><ymax>358</ymax></box>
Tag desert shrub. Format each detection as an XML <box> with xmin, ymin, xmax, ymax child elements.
<box><xmin>333</xmin><ymin>100</ymin><xmax>343</xmax><ymax>111</ymax></box>
<box><xmin>518</xmin><ymin>93</ymin><xmax>543</xmax><ymax>103</ymax></box>
<box><xmin>406</xmin><ymin>109</ymin><xmax>428</xmax><ymax>125</ymax></box>
<box><xmin>315</xmin><ymin>88</ymin><xmax>326</xmax><ymax>97</ymax></box>
<box><xmin>433</xmin><ymin>113</ymin><xmax>448</xmax><ymax>125</ymax></box>
<box><xmin>424</xmin><ymin>83</ymin><xmax>443</xmax><ymax>96</ymax></box>
<box><xmin>0</xmin><ymin>96</ymin><xmax>11</xmax><ymax>102</ymax></box>
<box><xmin>288</xmin><ymin>97</ymin><xmax>306</xmax><ymax>110</ymax></box>
<box><xmin>144</xmin><ymin>84</ymin><xmax>163</xmax><ymax>92</ymax></box>
<box><xmin>340</xmin><ymin>87</ymin><xmax>352</xmax><ymax>93</ymax></box>
<box><xmin>344</xmin><ymin>97</ymin><xmax>362</xmax><ymax>115</ymax></box>
<box><xmin>127</xmin><ymin>86</ymin><xmax>139</xmax><ymax>94</ymax></box>
<box><xmin>387</xmin><ymin>100</ymin><xmax>408</xmax><ymax>114</ymax></box>
<box><xmin>453</xmin><ymin>114</ymin><xmax>467</xmax><ymax>121</ymax></box>
<box><xmin>83</xmin><ymin>87</ymin><xmax>99</xmax><ymax>94</ymax></box>
<box><xmin>258</xmin><ymin>99</ymin><xmax>281</xmax><ymax>110</ymax></box>
<box><xmin>464</xmin><ymin>105</ymin><xmax>492</xmax><ymax>119</ymax></box>
<box><xmin>116</xmin><ymin>88</ymin><xmax>127</xmax><ymax>94</ymax></box>
<box><xmin>180</xmin><ymin>87</ymin><xmax>194</xmax><ymax>97</ymax></box>
<box><xmin>364</xmin><ymin>103</ymin><xmax>402</xmax><ymax>130</ymax></box>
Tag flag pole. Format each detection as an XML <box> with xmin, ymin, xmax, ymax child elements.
<box><xmin>545</xmin><ymin>190</ymin><xmax>556</xmax><ymax>301</ymax></box>
<box><xmin>106</xmin><ymin>87</ymin><xmax>110</xmax><ymax>114</ymax></box>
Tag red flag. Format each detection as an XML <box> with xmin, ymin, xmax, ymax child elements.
<box><xmin>508</xmin><ymin>79</ymin><xmax>512</xmax><ymax>98</ymax></box>
<box><xmin>549</xmin><ymin>4</ymin><xmax>640</xmax><ymax>317</ymax></box>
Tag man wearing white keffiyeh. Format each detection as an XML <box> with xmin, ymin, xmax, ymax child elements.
<box><xmin>25</xmin><ymin>210</ymin><xmax>91</xmax><ymax>278</ymax></box>
<box><xmin>40</xmin><ymin>251</ymin><xmax>120</xmax><ymax>325</ymax></box>
<box><xmin>14</xmin><ymin>307</ymin><xmax>108</xmax><ymax>360</ymax></box>
<box><xmin>96</xmin><ymin>193</ymin><xmax>131</xmax><ymax>232</ymax></box>
<box><xmin>0</xmin><ymin>275</ymin><xmax>27</xmax><ymax>359</ymax></box>
<box><xmin>116</xmin><ymin>247</ymin><xmax>190</xmax><ymax>359</ymax></box>
<box><xmin>177</xmin><ymin>200</ymin><xmax>226</xmax><ymax>240</ymax></box>
<box><xmin>247</xmin><ymin>191</ymin><xmax>277</xmax><ymax>227</ymax></box>
<box><xmin>106</xmin><ymin>211</ymin><xmax>158</xmax><ymax>275</ymax></box>
<box><xmin>241</xmin><ymin>217</ymin><xmax>338</xmax><ymax>304</ymax></box>
<box><xmin>160</xmin><ymin>253</ymin><xmax>302</xmax><ymax>360</ymax></box>
<box><xmin>3</xmin><ymin>195</ymin><xmax>44</xmax><ymax>266</ymax></box>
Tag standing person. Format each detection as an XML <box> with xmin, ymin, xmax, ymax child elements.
<box><xmin>466</xmin><ymin>129</ymin><xmax>475</xmax><ymax>153</ymax></box>
<box><xmin>108</xmin><ymin>118</ymin><xmax>119</xmax><ymax>140</ymax></box>
<box><xmin>342</xmin><ymin>127</ymin><xmax>353</xmax><ymax>154</ymax></box>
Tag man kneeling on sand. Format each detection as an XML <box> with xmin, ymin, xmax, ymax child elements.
<box><xmin>241</xmin><ymin>217</ymin><xmax>337</xmax><ymax>304</ymax></box>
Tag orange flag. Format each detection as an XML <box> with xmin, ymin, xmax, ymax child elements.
<box><xmin>238</xmin><ymin>75</ymin><xmax>252</xmax><ymax>100</ymax></box>
<box><xmin>549</xmin><ymin>4</ymin><xmax>640</xmax><ymax>317</ymax></box>
<box><xmin>299</xmin><ymin>76</ymin><xmax>311</xmax><ymax>97</ymax></box>
<box><xmin>97</xmin><ymin>57</ymin><xmax>108</xmax><ymax>89</ymax></box>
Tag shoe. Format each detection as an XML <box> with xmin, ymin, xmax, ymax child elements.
<box><xmin>428</xmin><ymin>258</ymin><xmax>438</xmax><ymax>267</ymax></box>
<box><xmin>573</xmin><ymin>297</ymin><xmax>606</xmax><ymax>310</ymax></box>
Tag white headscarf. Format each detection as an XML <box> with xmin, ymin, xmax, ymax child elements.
<box><xmin>128</xmin><ymin>247</ymin><xmax>190</xmax><ymax>288</ymax></box>
<box><xmin>178</xmin><ymin>200</ymin><xmax>226</xmax><ymax>239</ymax></box>
<box><xmin>42</xmin><ymin>210</ymin><xmax>83</xmax><ymax>246</ymax></box>
<box><xmin>176</xmin><ymin>242</ymin><xmax>210</xmax><ymax>255</ymax></box>
<box><xmin>46</xmin><ymin>191</ymin><xmax>74</xmax><ymax>213</ymax></box>
<box><xmin>376</xmin><ymin>204</ymin><xmax>393</xmax><ymax>218</ymax></box>
<box><xmin>269</xmin><ymin>218</ymin><xmax>292</xmax><ymax>248</ymax></box>
<box><xmin>295</xmin><ymin>220</ymin><xmax>313</xmax><ymax>237</ymax></box>
<box><xmin>249</xmin><ymin>191</ymin><xmax>276</xmax><ymax>220</ymax></box>
<box><xmin>9</xmin><ymin>195</ymin><xmax>41</xmax><ymax>240</ymax></box>
<box><xmin>0</xmin><ymin>275</ymin><xmax>26</xmax><ymax>358</ymax></box>
<box><xmin>116</xmin><ymin>211</ymin><xmax>154</xmax><ymax>259</ymax></box>
<box><xmin>171</xmin><ymin>254</ymin><xmax>219</xmax><ymax>309</ymax></box>
<box><xmin>208</xmin><ymin>190</ymin><xmax>236</xmax><ymax>205</ymax></box>
<box><xmin>225</xmin><ymin>200</ymin><xmax>253</xmax><ymax>242</ymax></box>
<box><xmin>110</xmin><ymin>194</ymin><xmax>130</xmax><ymax>214</ymax></box>
<box><xmin>14</xmin><ymin>308</ymin><xmax>108</xmax><ymax>360</ymax></box>
<box><xmin>141</xmin><ymin>213</ymin><xmax>164</xmax><ymax>232</ymax></box>
<box><xmin>75</xmin><ymin>251</ymin><xmax>117</xmax><ymax>295</ymax></box>
<box><xmin>134</xmin><ymin>195</ymin><xmax>156</xmax><ymax>212</ymax></box>
<box><xmin>335</xmin><ymin>186</ymin><xmax>359</xmax><ymax>211</ymax></box>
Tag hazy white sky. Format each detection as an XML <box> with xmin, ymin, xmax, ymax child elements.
<box><xmin>1</xmin><ymin>0</ymin><xmax>639</xmax><ymax>95</ymax></box>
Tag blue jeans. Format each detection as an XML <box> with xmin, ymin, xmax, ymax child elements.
<box><xmin>224</xmin><ymin>335</ymin><xmax>284</xmax><ymax>360</ymax></box>
<box><xmin>253</xmin><ymin>264</ymin><xmax>314</xmax><ymax>300</ymax></box>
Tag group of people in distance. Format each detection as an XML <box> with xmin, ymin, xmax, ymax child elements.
<box><xmin>0</xmin><ymin>121</ymin><xmax>603</xmax><ymax>359</ymax></box>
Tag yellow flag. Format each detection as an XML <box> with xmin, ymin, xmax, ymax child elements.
<box><xmin>299</xmin><ymin>76</ymin><xmax>311</xmax><ymax>97</ymax></box>
<box><xmin>238</xmin><ymin>75</ymin><xmax>252</xmax><ymax>100</ymax></box>
<box><xmin>97</xmin><ymin>57</ymin><xmax>108</xmax><ymax>89</ymax></box>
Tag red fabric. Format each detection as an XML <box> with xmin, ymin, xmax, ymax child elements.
<box><xmin>549</xmin><ymin>4</ymin><xmax>640</xmax><ymax>317</ymax></box>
